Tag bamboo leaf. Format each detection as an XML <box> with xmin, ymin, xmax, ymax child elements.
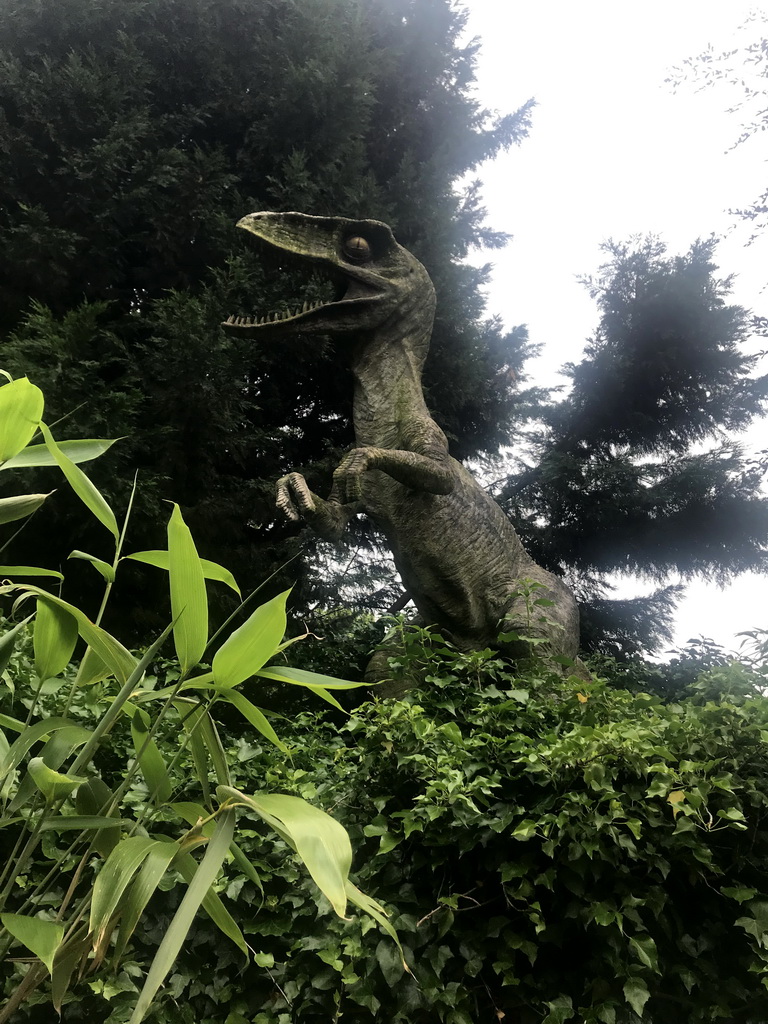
<box><xmin>346</xmin><ymin>880</ymin><xmax>408</xmax><ymax>971</ymax></box>
<box><xmin>127</xmin><ymin>550</ymin><xmax>241</xmax><ymax>596</ymax></box>
<box><xmin>128</xmin><ymin>809</ymin><xmax>236</xmax><ymax>1024</ymax></box>
<box><xmin>127</xmin><ymin>707</ymin><xmax>172</xmax><ymax>804</ymax></box>
<box><xmin>28</xmin><ymin>758</ymin><xmax>86</xmax><ymax>801</ymax></box>
<box><xmin>68</xmin><ymin>550</ymin><xmax>115</xmax><ymax>583</ymax></box>
<box><xmin>256</xmin><ymin>665</ymin><xmax>365</xmax><ymax>690</ymax></box>
<box><xmin>113</xmin><ymin>840</ymin><xmax>179</xmax><ymax>964</ymax></box>
<box><xmin>0</xmin><ymin>492</ymin><xmax>52</xmax><ymax>525</ymax></box>
<box><xmin>34</xmin><ymin>597</ymin><xmax>78</xmax><ymax>681</ymax></box>
<box><xmin>6</xmin><ymin>586</ymin><xmax>136</xmax><ymax>685</ymax></box>
<box><xmin>173</xmin><ymin>701</ymin><xmax>212</xmax><ymax>806</ymax></box>
<box><xmin>217</xmin><ymin>786</ymin><xmax>351</xmax><ymax>918</ymax></box>
<box><xmin>90</xmin><ymin>836</ymin><xmax>157</xmax><ymax>953</ymax></box>
<box><xmin>1</xmin><ymin>437</ymin><xmax>118</xmax><ymax>470</ymax></box>
<box><xmin>0</xmin><ymin>376</ymin><xmax>44</xmax><ymax>463</ymax></box>
<box><xmin>212</xmin><ymin>590</ymin><xmax>289</xmax><ymax>689</ymax></box>
<box><xmin>0</xmin><ymin>615</ymin><xmax>32</xmax><ymax>676</ymax></box>
<box><xmin>51</xmin><ymin>933</ymin><xmax>90</xmax><ymax>1012</ymax></box>
<box><xmin>174</xmin><ymin>846</ymin><xmax>248</xmax><ymax>955</ymax></box>
<box><xmin>9</xmin><ymin>725</ymin><xmax>91</xmax><ymax>812</ymax></box>
<box><xmin>216</xmin><ymin>690</ymin><xmax>287</xmax><ymax>751</ymax></box>
<box><xmin>0</xmin><ymin>566</ymin><xmax>63</xmax><ymax>579</ymax></box>
<box><xmin>200</xmin><ymin>713</ymin><xmax>230</xmax><ymax>787</ymax></box>
<box><xmin>167</xmin><ymin>505</ymin><xmax>208</xmax><ymax>676</ymax></box>
<box><xmin>1</xmin><ymin>717</ymin><xmax>90</xmax><ymax>784</ymax></box>
<box><xmin>39</xmin><ymin>814</ymin><xmax>124</xmax><ymax>831</ymax></box>
<box><xmin>39</xmin><ymin>422</ymin><xmax>118</xmax><ymax>538</ymax></box>
<box><xmin>0</xmin><ymin>912</ymin><xmax>63</xmax><ymax>976</ymax></box>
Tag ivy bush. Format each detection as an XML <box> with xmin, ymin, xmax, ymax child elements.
<box><xmin>56</xmin><ymin>632</ymin><xmax>768</xmax><ymax>1024</ymax></box>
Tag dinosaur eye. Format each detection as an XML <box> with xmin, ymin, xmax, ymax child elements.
<box><xmin>343</xmin><ymin>235</ymin><xmax>372</xmax><ymax>262</ymax></box>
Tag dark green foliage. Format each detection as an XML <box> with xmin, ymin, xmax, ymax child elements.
<box><xmin>0</xmin><ymin>0</ymin><xmax>535</xmax><ymax>624</ymax></box>
<box><xmin>13</xmin><ymin>632</ymin><xmax>768</xmax><ymax>1024</ymax></box>
<box><xmin>499</xmin><ymin>237</ymin><xmax>768</xmax><ymax>655</ymax></box>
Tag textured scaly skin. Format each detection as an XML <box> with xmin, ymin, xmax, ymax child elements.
<box><xmin>222</xmin><ymin>212</ymin><xmax>580</xmax><ymax>667</ymax></box>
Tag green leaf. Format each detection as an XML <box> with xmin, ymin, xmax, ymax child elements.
<box><xmin>68</xmin><ymin>550</ymin><xmax>115</xmax><ymax>583</ymax></box>
<box><xmin>28</xmin><ymin>758</ymin><xmax>86</xmax><ymax>801</ymax></box>
<box><xmin>0</xmin><ymin>566</ymin><xmax>64</xmax><ymax>579</ymax></box>
<box><xmin>1</xmin><ymin>437</ymin><xmax>118</xmax><ymax>470</ymax></box>
<box><xmin>215</xmin><ymin>690</ymin><xmax>287</xmax><ymax>752</ymax></box>
<box><xmin>39</xmin><ymin>814</ymin><xmax>124</xmax><ymax>831</ymax></box>
<box><xmin>9</xmin><ymin>724</ymin><xmax>91</xmax><ymax>812</ymax></box>
<box><xmin>0</xmin><ymin>492</ymin><xmax>52</xmax><ymax>525</ymax></box>
<box><xmin>212</xmin><ymin>590</ymin><xmax>288</xmax><ymax>688</ymax></box>
<box><xmin>0</xmin><ymin>912</ymin><xmax>63</xmax><ymax>976</ymax></box>
<box><xmin>8</xmin><ymin>586</ymin><xmax>136</xmax><ymax>685</ymax></box>
<box><xmin>128</xmin><ymin>810</ymin><xmax>236</xmax><ymax>1024</ymax></box>
<box><xmin>629</xmin><ymin>934</ymin><xmax>659</xmax><ymax>972</ymax></box>
<box><xmin>256</xmin><ymin>664</ymin><xmax>365</xmax><ymax>690</ymax></box>
<box><xmin>168</xmin><ymin>504</ymin><xmax>208</xmax><ymax>676</ymax></box>
<box><xmin>113</xmin><ymin>840</ymin><xmax>180</xmax><ymax>964</ymax></box>
<box><xmin>171</xmin><ymin>799</ymin><xmax>261</xmax><ymax>891</ymax></box>
<box><xmin>721</xmin><ymin>885</ymin><xmax>758</xmax><ymax>904</ymax></box>
<box><xmin>375</xmin><ymin>937</ymin><xmax>404</xmax><ymax>985</ymax></box>
<box><xmin>542</xmin><ymin>994</ymin><xmax>575</xmax><ymax>1024</ymax></box>
<box><xmin>40</xmin><ymin>422</ymin><xmax>118</xmax><ymax>537</ymax></box>
<box><xmin>0</xmin><ymin>717</ymin><xmax>90</xmax><ymax>785</ymax></box>
<box><xmin>90</xmin><ymin>836</ymin><xmax>158</xmax><ymax>952</ymax></box>
<box><xmin>0</xmin><ymin>615</ymin><xmax>32</xmax><ymax>676</ymax></box>
<box><xmin>256</xmin><ymin>663</ymin><xmax>364</xmax><ymax>710</ymax></box>
<box><xmin>128</xmin><ymin>707</ymin><xmax>172</xmax><ymax>804</ymax></box>
<box><xmin>346</xmin><ymin>881</ymin><xmax>408</xmax><ymax>971</ymax></box>
<box><xmin>217</xmin><ymin>786</ymin><xmax>351</xmax><ymax>918</ymax></box>
<box><xmin>173</xmin><ymin>846</ymin><xmax>248</xmax><ymax>955</ymax></box>
<box><xmin>0</xmin><ymin>376</ymin><xmax>44</xmax><ymax>463</ymax></box>
<box><xmin>511</xmin><ymin>819</ymin><xmax>538</xmax><ymax>840</ymax></box>
<box><xmin>34</xmin><ymin>597</ymin><xmax>78</xmax><ymax>680</ymax></box>
<box><xmin>623</xmin><ymin>977</ymin><xmax>650</xmax><ymax>1018</ymax></box>
<box><xmin>126</xmin><ymin>550</ymin><xmax>241</xmax><ymax>596</ymax></box>
<box><xmin>75</xmin><ymin>777</ymin><xmax>121</xmax><ymax>857</ymax></box>
<box><xmin>173</xmin><ymin>701</ymin><xmax>212</xmax><ymax>805</ymax></box>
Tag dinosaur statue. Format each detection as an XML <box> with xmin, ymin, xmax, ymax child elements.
<box><xmin>222</xmin><ymin>212</ymin><xmax>580</xmax><ymax>678</ymax></box>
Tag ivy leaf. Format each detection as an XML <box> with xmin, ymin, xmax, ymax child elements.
<box><xmin>542</xmin><ymin>994</ymin><xmax>574</xmax><ymax>1023</ymax></box>
<box><xmin>623</xmin><ymin>977</ymin><xmax>650</xmax><ymax>1017</ymax></box>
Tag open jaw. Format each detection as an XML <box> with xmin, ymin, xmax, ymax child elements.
<box><xmin>220</xmin><ymin>256</ymin><xmax>383</xmax><ymax>337</ymax></box>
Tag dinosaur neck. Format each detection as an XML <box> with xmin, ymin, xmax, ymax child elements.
<box><xmin>350</xmin><ymin>319</ymin><xmax>431</xmax><ymax>449</ymax></box>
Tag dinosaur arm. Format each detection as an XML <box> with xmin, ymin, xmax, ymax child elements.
<box><xmin>333</xmin><ymin>446</ymin><xmax>454</xmax><ymax>502</ymax></box>
<box><xmin>276</xmin><ymin>472</ymin><xmax>360</xmax><ymax>542</ymax></box>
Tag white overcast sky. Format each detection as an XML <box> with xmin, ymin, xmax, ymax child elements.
<box><xmin>461</xmin><ymin>1</ymin><xmax>768</xmax><ymax>655</ymax></box>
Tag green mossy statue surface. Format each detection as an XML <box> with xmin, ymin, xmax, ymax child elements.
<box><xmin>223</xmin><ymin>212</ymin><xmax>580</xmax><ymax>670</ymax></box>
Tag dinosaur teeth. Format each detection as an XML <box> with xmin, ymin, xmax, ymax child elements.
<box><xmin>302</xmin><ymin>301</ymin><xmax>309</xmax><ymax>313</ymax></box>
<box><xmin>226</xmin><ymin>314</ymin><xmax>235</xmax><ymax>324</ymax></box>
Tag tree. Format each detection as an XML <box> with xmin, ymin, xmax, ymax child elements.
<box><xmin>668</xmin><ymin>11</ymin><xmax>768</xmax><ymax>240</ymax></box>
<box><xmin>497</xmin><ymin>236</ymin><xmax>768</xmax><ymax>655</ymax></box>
<box><xmin>0</xmin><ymin>0</ymin><xmax>537</xmax><ymax>627</ymax></box>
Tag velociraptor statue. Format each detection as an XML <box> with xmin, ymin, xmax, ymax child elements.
<box><xmin>222</xmin><ymin>212</ymin><xmax>580</xmax><ymax>678</ymax></box>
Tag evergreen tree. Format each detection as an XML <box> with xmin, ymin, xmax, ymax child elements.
<box><xmin>0</xmin><ymin>0</ymin><xmax>536</xmax><ymax>626</ymax></box>
<box><xmin>498</xmin><ymin>237</ymin><xmax>768</xmax><ymax>655</ymax></box>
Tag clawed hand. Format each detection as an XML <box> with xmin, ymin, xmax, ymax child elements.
<box><xmin>332</xmin><ymin>447</ymin><xmax>374</xmax><ymax>503</ymax></box>
<box><xmin>275</xmin><ymin>472</ymin><xmax>316</xmax><ymax>522</ymax></box>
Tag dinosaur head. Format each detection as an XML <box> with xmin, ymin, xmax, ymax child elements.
<box><xmin>221</xmin><ymin>212</ymin><xmax>435</xmax><ymax>342</ymax></box>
